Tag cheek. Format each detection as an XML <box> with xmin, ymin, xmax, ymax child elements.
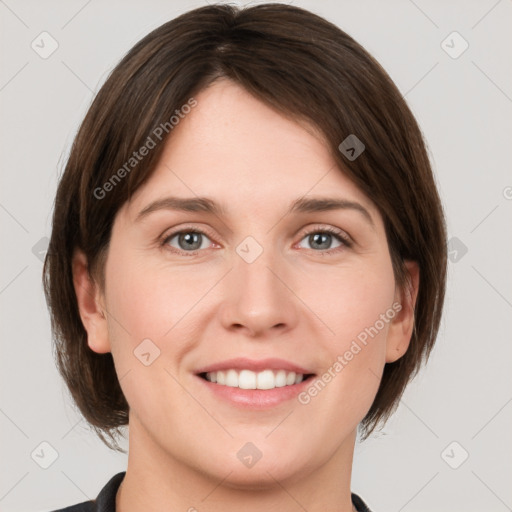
<box><xmin>295</xmin><ymin>256</ymin><xmax>395</xmax><ymax>409</ymax></box>
<box><xmin>102</xmin><ymin>251</ymin><xmax>204</xmax><ymax>419</ymax></box>
<box><xmin>104</xmin><ymin>251</ymin><xmax>204</xmax><ymax>344</ymax></box>
<box><xmin>296</xmin><ymin>256</ymin><xmax>396</xmax><ymax>350</ymax></box>
<box><xmin>335</xmin><ymin>268</ymin><xmax>395</xmax><ymax>365</ymax></box>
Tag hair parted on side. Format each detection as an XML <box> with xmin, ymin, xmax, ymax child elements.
<box><xmin>43</xmin><ymin>2</ymin><xmax>447</xmax><ymax>451</ymax></box>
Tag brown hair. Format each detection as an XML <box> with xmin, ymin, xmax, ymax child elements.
<box><xmin>43</xmin><ymin>3</ymin><xmax>447</xmax><ymax>451</ymax></box>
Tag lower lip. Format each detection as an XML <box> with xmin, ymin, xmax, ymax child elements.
<box><xmin>196</xmin><ymin>374</ymin><xmax>315</xmax><ymax>409</ymax></box>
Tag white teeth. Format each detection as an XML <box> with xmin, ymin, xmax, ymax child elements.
<box><xmin>204</xmin><ymin>369</ymin><xmax>306</xmax><ymax>389</ymax></box>
<box><xmin>257</xmin><ymin>369</ymin><xmax>275</xmax><ymax>390</ymax></box>
<box><xmin>275</xmin><ymin>370</ymin><xmax>287</xmax><ymax>387</ymax></box>
<box><xmin>239</xmin><ymin>369</ymin><xmax>256</xmax><ymax>389</ymax></box>
<box><xmin>225</xmin><ymin>369</ymin><xmax>238</xmax><ymax>387</ymax></box>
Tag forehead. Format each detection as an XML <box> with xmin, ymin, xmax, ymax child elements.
<box><xmin>125</xmin><ymin>79</ymin><xmax>376</xmax><ymax>221</ymax></box>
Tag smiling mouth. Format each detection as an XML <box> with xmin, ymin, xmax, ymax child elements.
<box><xmin>198</xmin><ymin>369</ymin><xmax>316</xmax><ymax>390</ymax></box>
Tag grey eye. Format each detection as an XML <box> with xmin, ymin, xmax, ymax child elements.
<box><xmin>166</xmin><ymin>231</ymin><xmax>211</xmax><ymax>251</ymax></box>
<box><xmin>297</xmin><ymin>231</ymin><xmax>343</xmax><ymax>251</ymax></box>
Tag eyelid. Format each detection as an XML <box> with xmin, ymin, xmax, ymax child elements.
<box><xmin>160</xmin><ymin>223</ymin><xmax>218</xmax><ymax>251</ymax></box>
<box><xmin>298</xmin><ymin>224</ymin><xmax>353</xmax><ymax>247</ymax></box>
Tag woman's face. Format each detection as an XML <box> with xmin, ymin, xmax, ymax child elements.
<box><xmin>78</xmin><ymin>79</ymin><xmax>416</xmax><ymax>486</ymax></box>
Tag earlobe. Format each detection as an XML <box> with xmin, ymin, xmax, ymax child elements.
<box><xmin>385</xmin><ymin>260</ymin><xmax>420</xmax><ymax>363</ymax></box>
<box><xmin>72</xmin><ymin>249</ymin><xmax>111</xmax><ymax>354</ymax></box>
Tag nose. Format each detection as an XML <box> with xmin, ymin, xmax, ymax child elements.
<box><xmin>219</xmin><ymin>242</ymin><xmax>299</xmax><ymax>338</ymax></box>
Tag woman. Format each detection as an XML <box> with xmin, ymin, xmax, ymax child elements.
<box><xmin>43</xmin><ymin>3</ymin><xmax>447</xmax><ymax>511</ymax></box>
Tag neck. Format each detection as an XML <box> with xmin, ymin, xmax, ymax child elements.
<box><xmin>117</xmin><ymin>415</ymin><xmax>358</xmax><ymax>512</ymax></box>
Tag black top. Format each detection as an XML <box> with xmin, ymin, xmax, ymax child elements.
<box><xmin>48</xmin><ymin>471</ymin><xmax>373</xmax><ymax>512</ymax></box>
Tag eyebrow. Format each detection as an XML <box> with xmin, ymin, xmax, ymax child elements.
<box><xmin>135</xmin><ymin>195</ymin><xmax>374</xmax><ymax>227</ymax></box>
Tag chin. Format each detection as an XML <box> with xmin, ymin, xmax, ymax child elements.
<box><xmin>214</xmin><ymin>463</ymin><xmax>305</xmax><ymax>491</ymax></box>
<box><xmin>196</xmin><ymin>443</ymin><xmax>316</xmax><ymax>491</ymax></box>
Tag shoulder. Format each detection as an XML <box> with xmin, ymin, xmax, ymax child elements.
<box><xmin>351</xmin><ymin>492</ymin><xmax>373</xmax><ymax>512</ymax></box>
<box><xmin>45</xmin><ymin>471</ymin><xmax>125</xmax><ymax>512</ymax></box>
<box><xmin>46</xmin><ymin>501</ymin><xmax>94</xmax><ymax>512</ymax></box>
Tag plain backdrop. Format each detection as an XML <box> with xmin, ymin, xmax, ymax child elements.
<box><xmin>1</xmin><ymin>1</ymin><xmax>511</xmax><ymax>511</ymax></box>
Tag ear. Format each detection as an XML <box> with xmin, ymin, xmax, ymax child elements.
<box><xmin>72</xmin><ymin>249</ymin><xmax>111</xmax><ymax>354</ymax></box>
<box><xmin>385</xmin><ymin>260</ymin><xmax>420</xmax><ymax>363</ymax></box>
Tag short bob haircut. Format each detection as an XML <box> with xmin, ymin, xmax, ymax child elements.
<box><xmin>43</xmin><ymin>3</ymin><xmax>447</xmax><ymax>451</ymax></box>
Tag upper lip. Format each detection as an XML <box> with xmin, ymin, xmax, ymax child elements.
<box><xmin>195</xmin><ymin>358</ymin><xmax>314</xmax><ymax>375</ymax></box>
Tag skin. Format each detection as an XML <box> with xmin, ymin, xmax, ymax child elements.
<box><xmin>73</xmin><ymin>79</ymin><xmax>419</xmax><ymax>512</ymax></box>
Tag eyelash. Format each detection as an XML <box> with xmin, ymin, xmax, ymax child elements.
<box><xmin>160</xmin><ymin>224</ymin><xmax>352</xmax><ymax>257</ymax></box>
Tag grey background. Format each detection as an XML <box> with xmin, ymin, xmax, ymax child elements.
<box><xmin>1</xmin><ymin>1</ymin><xmax>511</xmax><ymax>511</ymax></box>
